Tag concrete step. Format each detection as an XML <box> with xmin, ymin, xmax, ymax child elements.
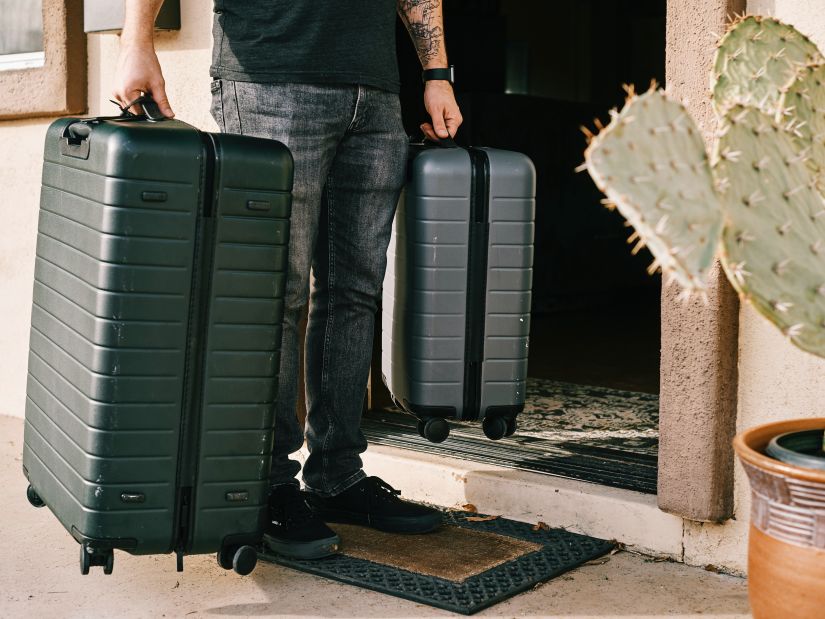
<box><xmin>360</xmin><ymin>444</ymin><xmax>685</xmax><ymax>559</ymax></box>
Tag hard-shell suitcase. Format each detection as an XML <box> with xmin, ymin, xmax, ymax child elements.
<box><xmin>382</xmin><ymin>141</ymin><xmax>535</xmax><ymax>443</ymax></box>
<box><xmin>22</xmin><ymin>100</ymin><xmax>293</xmax><ymax>575</ymax></box>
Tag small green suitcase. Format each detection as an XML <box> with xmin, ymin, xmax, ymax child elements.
<box><xmin>22</xmin><ymin>99</ymin><xmax>293</xmax><ymax>576</ymax></box>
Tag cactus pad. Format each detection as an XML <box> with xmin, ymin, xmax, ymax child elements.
<box><xmin>585</xmin><ymin>89</ymin><xmax>723</xmax><ymax>291</ymax></box>
<box><xmin>712</xmin><ymin>16</ymin><xmax>822</xmax><ymax>115</ymax></box>
<box><xmin>779</xmin><ymin>63</ymin><xmax>825</xmax><ymax>170</ymax></box>
<box><xmin>715</xmin><ymin>105</ymin><xmax>825</xmax><ymax>356</ymax></box>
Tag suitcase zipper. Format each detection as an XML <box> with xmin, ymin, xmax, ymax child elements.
<box><xmin>463</xmin><ymin>148</ymin><xmax>490</xmax><ymax>420</ymax></box>
<box><xmin>171</xmin><ymin>133</ymin><xmax>219</xmax><ymax>569</ymax></box>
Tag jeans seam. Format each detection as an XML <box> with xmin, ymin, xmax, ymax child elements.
<box><xmin>217</xmin><ymin>81</ymin><xmax>226</xmax><ymax>131</ymax></box>
<box><xmin>319</xmin><ymin>173</ymin><xmax>337</xmax><ymax>493</ymax></box>
<box><xmin>347</xmin><ymin>85</ymin><xmax>364</xmax><ymax>133</ymax></box>
<box><xmin>231</xmin><ymin>80</ymin><xmax>244</xmax><ymax>134</ymax></box>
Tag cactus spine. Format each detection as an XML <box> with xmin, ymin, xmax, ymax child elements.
<box><xmin>584</xmin><ymin>16</ymin><xmax>825</xmax><ymax>359</ymax></box>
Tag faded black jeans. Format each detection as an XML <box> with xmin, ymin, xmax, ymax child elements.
<box><xmin>210</xmin><ymin>80</ymin><xmax>408</xmax><ymax>496</ymax></box>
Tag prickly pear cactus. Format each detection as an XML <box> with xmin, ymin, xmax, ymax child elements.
<box><xmin>584</xmin><ymin>89</ymin><xmax>723</xmax><ymax>291</ymax></box>
<box><xmin>712</xmin><ymin>15</ymin><xmax>822</xmax><ymax>115</ymax></box>
<box><xmin>716</xmin><ymin>105</ymin><xmax>825</xmax><ymax>355</ymax></box>
<box><xmin>585</xmin><ymin>15</ymin><xmax>825</xmax><ymax>358</ymax></box>
<box><xmin>779</xmin><ymin>63</ymin><xmax>825</xmax><ymax>168</ymax></box>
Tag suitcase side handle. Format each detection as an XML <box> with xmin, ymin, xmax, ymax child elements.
<box><xmin>60</xmin><ymin>122</ymin><xmax>92</xmax><ymax>159</ymax></box>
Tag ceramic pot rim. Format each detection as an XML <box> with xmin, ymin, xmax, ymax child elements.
<box><xmin>734</xmin><ymin>417</ymin><xmax>825</xmax><ymax>483</ymax></box>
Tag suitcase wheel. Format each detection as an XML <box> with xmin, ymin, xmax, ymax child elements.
<box><xmin>217</xmin><ymin>545</ymin><xmax>258</xmax><ymax>576</ymax></box>
<box><xmin>482</xmin><ymin>416</ymin><xmax>509</xmax><ymax>441</ymax></box>
<box><xmin>418</xmin><ymin>417</ymin><xmax>450</xmax><ymax>443</ymax></box>
<box><xmin>26</xmin><ymin>485</ymin><xmax>45</xmax><ymax>508</ymax></box>
<box><xmin>217</xmin><ymin>548</ymin><xmax>234</xmax><ymax>570</ymax></box>
<box><xmin>505</xmin><ymin>417</ymin><xmax>517</xmax><ymax>438</ymax></box>
<box><xmin>80</xmin><ymin>544</ymin><xmax>114</xmax><ymax>575</ymax></box>
<box><xmin>232</xmin><ymin>545</ymin><xmax>258</xmax><ymax>576</ymax></box>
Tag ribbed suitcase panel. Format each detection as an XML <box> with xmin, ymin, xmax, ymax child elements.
<box><xmin>383</xmin><ymin>146</ymin><xmax>535</xmax><ymax>426</ymax></box>
<box><xmin>479</xmin><ymin>149</ymin><xmax>535</xmax><ymax>416</ymax></box>
<box><xmin>24</xmin><ymin>119</ymin><xmax>202</xmax><ymax>554</ymax></box>
<box><xmin>382</xmin><ymin>148</ymin><xmax>471</xmax><ymax>415</ymax></box>
<box><xmin>189</xmin><ymin>135</ymin><xmax>292</xmax><ymax>554</ymax></box>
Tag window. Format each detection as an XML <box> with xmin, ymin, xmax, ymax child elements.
<box><xmin>0</xmin><ymin>0</ymin><xmax>45</xmax><ymax>71</ymax></box>
<box><xmin>0</xmin><ymin>0</ymin><xmax>85</xmax><ymax>119</ymax></box>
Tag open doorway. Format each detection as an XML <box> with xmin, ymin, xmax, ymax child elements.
<box><xmin>366</xmin><ymin>0</ymin><xmax>666</xmax><ymax>494</ymax></box>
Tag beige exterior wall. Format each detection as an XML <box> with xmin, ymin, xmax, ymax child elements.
<box><xmin>86</xmin><ymin>0</ymin><xmax>215</xmax><ymax>126</ymax></box>
<box><xmin>0</xmin><ymin>119</ymin><xmax>49</xmax><ymax>419</ymax></box>
<box><xmin>2</xmin><ymin>0</ymin><xmax>825</xmax><ymax>575</ymax></box>
<box><xmin>679</xmin><ymin>0</ymin><xmax>825</xmax><ymax>575</ymax></box>
<box><xmin>0</xmin><ymin>0</ymin><xmax>216</xmax><ymax>421</ymax></box>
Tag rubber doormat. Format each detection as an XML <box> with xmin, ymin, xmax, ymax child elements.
<box><xmin>259</xmin><ymin>510</ymin><xmax>615</xmax><ymax>615</ymax></box>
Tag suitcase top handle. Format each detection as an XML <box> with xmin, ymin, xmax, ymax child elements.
<box><xmin>115</xmin><ymin>93</ymin><xmax>167</xmax><ymax>122</ymax></box>
<box><xmin>415</xmin><ymin>134</ymin><xmax>459</xmax><ymax>149</ymax></box>
<box><xmin>59</xmin><ymin>94</ymin><xmax>168</xmax><ymax>159</ymax></box>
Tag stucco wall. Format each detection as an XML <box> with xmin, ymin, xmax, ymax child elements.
<box><xmin>679</xmin><ymin>0</ymin><xmax>825</xmax><ymax>575</ymax></box>
<box><xmin>87</xmin><ymin>0</ymin><xmax>215</xmax><ymax>125</ymax></box>
<box><xmin>0</xmin><ymin>120</ymin><xmax>49</xmax><ymax>419</ymax></box>
<box><xmin>0</xmin><ymin>0</ymin><xmax>215</xmax><ymax>420</ymax></box>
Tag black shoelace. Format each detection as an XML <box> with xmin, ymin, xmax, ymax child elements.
<box><xmin>363</xmin><ymin>476</ymin><xmax>403</xmax><ymax>505</ymax></box>
<box><xmin>272</xmin><ymin>488</ymin><xmax>316</xmax><ymax>528</ymax></box>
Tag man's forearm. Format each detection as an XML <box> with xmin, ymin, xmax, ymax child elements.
<box><xmin>398</xmin><ymin>0</ymin><xmax>448</xmax><ymax>69</ymax></box>
<box><xmin>122</xmin><ymin>0</ymin><xmax>165</xmax><ymax>48</ymax></box>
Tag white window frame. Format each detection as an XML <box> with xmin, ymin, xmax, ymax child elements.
<box><xmin>0</xmin><ymin>51</ymin><xmax>45</xmax><ymax>72</ymax></box>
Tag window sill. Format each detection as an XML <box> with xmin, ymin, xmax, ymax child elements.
<box><xmin>0</xmin><ymin>51</ymin><xmax>46</xmax><ymax>72</ymax></box>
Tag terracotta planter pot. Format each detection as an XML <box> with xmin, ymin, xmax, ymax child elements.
<box><xmin>734</xmin><ymin>418</ymin><xmax>825</xmax><ymax>619</ymax></box>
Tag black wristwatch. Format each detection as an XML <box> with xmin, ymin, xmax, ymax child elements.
<box><xmin>422</xmin><ymin>65</ymin><xmax>455</xmax><ymax>84</ymax></box>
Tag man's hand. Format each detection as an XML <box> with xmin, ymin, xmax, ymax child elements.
<box><xmin>421</xmin><ymin>80</ymin><xmax>462</xmax><ymax>141</ymax></box>
<box><xmin>112</xmin><ymin>0</ymin><xmax>174</xmax><ymax>117</ymax></box>
<box><xmin>398</xmin><ymin>0</ymin><xmax>461</xmax><ymax>141</ymax></box>
<box><xmin>113</xmin><ymin>45</ymin><xmax>174</xmax><ymax>118</ymax></box>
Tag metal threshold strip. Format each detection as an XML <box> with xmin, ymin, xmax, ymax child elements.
<box><xmin>362</xmin><ymin>409</ymin><xmax>658</xmax><ymax>494</ymax></box>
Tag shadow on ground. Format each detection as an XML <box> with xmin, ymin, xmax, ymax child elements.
<box><xmin>0</xmin><ymin>415</ymin><xmax>750</xmax><ymax>618</ymax></box>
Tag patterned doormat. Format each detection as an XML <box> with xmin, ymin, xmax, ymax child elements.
<box><xmin>259</xmin><ymin>510</ymin><xmax>615</xmax><ymax>615</ymax></box>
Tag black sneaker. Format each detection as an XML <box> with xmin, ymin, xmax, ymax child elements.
<box><xmin>263</xmin><ymin>484</ymin><xmax>340</xmax><ymax>560</ymax></box>
<box><xmin>306</xmin><ymin>476</ymin><xmax>443</xmax><ymax>534</ymax></box>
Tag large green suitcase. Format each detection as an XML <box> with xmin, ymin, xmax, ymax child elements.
<box><xmin>22</xmin><ymin>102</ymin><xmax>293</xmax><ymax>576</ymax></box>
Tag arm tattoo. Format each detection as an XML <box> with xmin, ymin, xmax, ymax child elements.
<box><xmin>398</xmin><ymin>0</ymin><xmax>445</xmax><ymax>65</ymax></box>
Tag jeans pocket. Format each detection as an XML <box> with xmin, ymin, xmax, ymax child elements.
<box><xmin>209</xmin><ymin>79</ymin><xmax>225</xmax><ymax>131</ymax></box>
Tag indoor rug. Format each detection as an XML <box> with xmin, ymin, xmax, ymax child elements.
<box><xmin>513</xmin><ymin>378</ymin><xmax>659</xmax><ymax>457</ymax></box>
<box><xmin>363</xmin><ymin>378</ymin><xmax>660</xmax><ymax>494</ymax></box>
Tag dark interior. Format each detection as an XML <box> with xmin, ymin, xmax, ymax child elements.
<box><xmin>365</xmin><ymin>0</ymin><xmax>667</xmax><ymax>492</ymax></box>
<box><xmin>396</xmin><ymin>0</ymin><xmax>665</xmax><ymax>395</ymax></box>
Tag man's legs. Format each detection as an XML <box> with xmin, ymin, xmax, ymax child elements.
<box><xmin>301</xmin><ymin>85</ymin><xmax>408</xmax><ymax>496</ymax></box>
<box><xmin>300</xmin><ymin>86</ymin><xmax>442</xmax><ymax>533</ymax></box>
<box><xmin>213</xmin><ymin>79</ymin><xmax>353</xmax><ymax>486</ymax></box>
<box><xmin>211</xmin><ymin>79</ymin><xmax>353</xmax><ymax>557</ymax></box>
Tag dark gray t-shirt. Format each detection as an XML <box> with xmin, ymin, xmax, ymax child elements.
<box><xmin>210</xmin><ymin>1</ymin><xmax>401</xmax><ymax>93</ymax></box>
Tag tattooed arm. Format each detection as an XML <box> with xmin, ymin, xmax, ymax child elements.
<box><xmin>398</xmin><ymin>0</ymin><xmax>463</xmax><ymax>140</ymax></box>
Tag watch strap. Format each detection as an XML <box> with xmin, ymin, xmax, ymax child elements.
<box><xmin>422</xmin><ymin>66</ymin><xmax>455</xmax><ymax>84</ymax></box>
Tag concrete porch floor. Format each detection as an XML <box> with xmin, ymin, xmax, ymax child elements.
<box><xmin>0</xmin><ymin>415</ymin><xmax>751</xmax><ymax>618</ymax></box>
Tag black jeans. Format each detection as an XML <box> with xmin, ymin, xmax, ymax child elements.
<box><xmin>211</xmin><ymin>80</ymin><xmax>408</xmax><ymax>496</ymax></box>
